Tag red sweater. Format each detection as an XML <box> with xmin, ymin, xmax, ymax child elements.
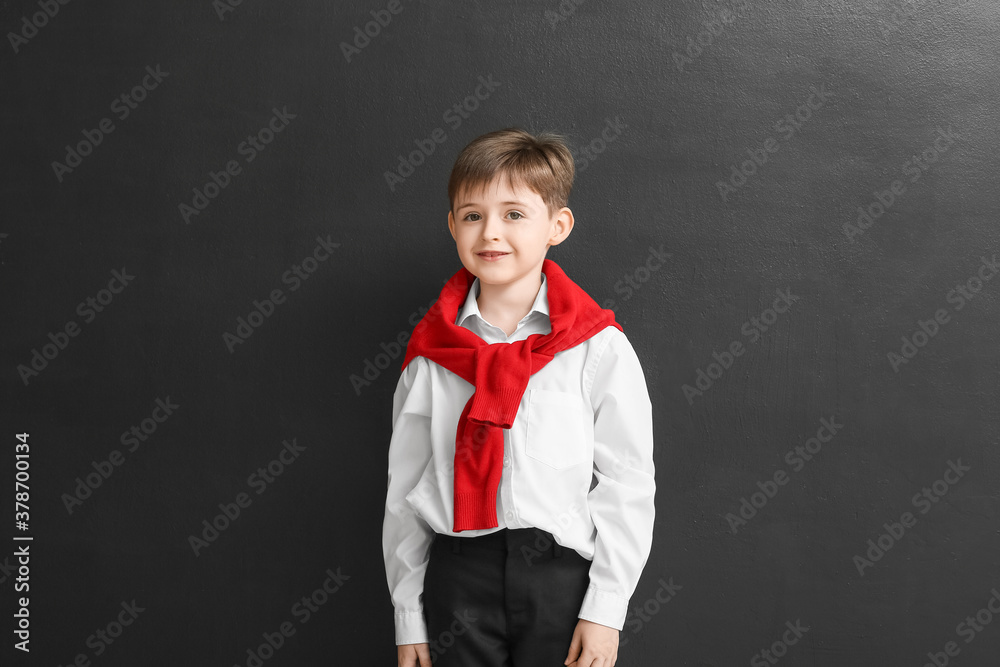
<box><xmin>401</xmin><ymin>259</ymin><xmax>622</xmax><ymax>531</ymax></box>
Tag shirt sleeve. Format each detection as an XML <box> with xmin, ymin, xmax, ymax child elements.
<box><xmin>382</xmin><ymin>356</ymin><xmax>437</xmax><ymax>645</ymax></box>
<box><xmin>578</xmin><ymin>328</ymin><xmax>657</xmax><ymax>630</ymax></box>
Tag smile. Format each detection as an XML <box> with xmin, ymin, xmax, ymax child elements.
<box><xmin>476</xmin><ymin>251</ymin><xmax>510</xmax><ymax>261</ymax></box>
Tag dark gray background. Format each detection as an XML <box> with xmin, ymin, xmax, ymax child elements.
<box><xmin>2</xmin><ymin>0</ymin><xmax>999</xmax><ymax>665</ymax></box>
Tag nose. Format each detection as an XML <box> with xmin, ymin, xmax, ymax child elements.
<box><xmin>480</xmin><ymin>213</ymin><xmax>502</xmax><ymax>240</ymax></box>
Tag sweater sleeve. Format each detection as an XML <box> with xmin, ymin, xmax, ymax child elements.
<box><xmin>578</xmin><ymin>328</ymin><xmax>657</xmax><ymax>630</ymax></box>
<box><xmin>382</xmin><ymin>356</ymin><xmax>436</xmax><ymax>645</ymax></box>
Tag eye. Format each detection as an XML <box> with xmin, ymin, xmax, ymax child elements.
<box><xmin>463</xmin><ymin>213</ymin><xmax>481</xmax><ymax>222</ymax></box>
<box><xmin>507</xmin><ymin>211</ymin><xmax>524</xmax><ymax>220</ymax></box>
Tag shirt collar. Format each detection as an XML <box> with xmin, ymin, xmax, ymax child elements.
<box><xmin>456</xmin><ymin>272</ymin><xmax>549</xmax><ymax>328</ymax></box>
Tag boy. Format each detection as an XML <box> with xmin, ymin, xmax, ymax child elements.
<box><xmin>383</xmin><ymin>127</ymin><xmax>656</xmax><ymax>667</ymax></box>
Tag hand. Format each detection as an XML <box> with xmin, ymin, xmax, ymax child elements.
<box><xmin>564</xmin><ymin>618</ymin><xmax>619</xmax><ymax>667</ymax></box>
<box><xmin>397</xmin><ymin>642</ymin><xmax>432</xmax><ymax>667</ymax></box>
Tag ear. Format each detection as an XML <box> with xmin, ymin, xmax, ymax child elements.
<box><xmin>547</xmin><ymin>207</ymin><xmax>574</xmax><ymax>247</ymax></box>
<box><xmin>448</xmin><ymin>209</ymin><xmax>457</xmax><ymax>242</ymax></box>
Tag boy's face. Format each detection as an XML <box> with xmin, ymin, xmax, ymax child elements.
<box><xmin>447</xmin><ymin>176</ymin><xmax>573</xmax><ymax>290</ymax></box>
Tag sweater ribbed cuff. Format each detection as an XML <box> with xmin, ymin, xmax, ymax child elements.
<box><xmin>468</xmin><ymin>386</ymin><xmax>524</xmax><ymax>429</ymax></box>
<box><xmin>452</xmin><ymin>492</ymin><xmax>499</xmax><ymax>532</ymax></box>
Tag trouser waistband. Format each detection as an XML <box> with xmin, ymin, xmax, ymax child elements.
<box><xmin>434</xmin><ymin>527</ymin><xmax>564</xmax><ymax>558</ymax></box>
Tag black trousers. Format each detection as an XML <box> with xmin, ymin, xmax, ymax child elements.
<box><xmin>422</xmin><ymin>527</ymin><xmax>593</xmax><ymax>667</ymax></box>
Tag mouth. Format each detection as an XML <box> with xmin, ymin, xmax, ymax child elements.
<box><xmin>476</xmin><ymin>251</ymin><xmax>510</xmax><ymax>260</ymax></box>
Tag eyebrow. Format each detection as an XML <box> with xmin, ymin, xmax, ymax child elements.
<box><xmin>455</xmin><ymin>200</ymin><xmax>532</xmax><ymax>212</ymax></box>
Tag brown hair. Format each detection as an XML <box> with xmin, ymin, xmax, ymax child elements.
<box><xmin>447</xmin><ymin>127</ymin><xmax>574</xmax><ymax>218</ymax></box>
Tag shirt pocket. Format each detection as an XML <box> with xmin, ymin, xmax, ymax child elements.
<box><xmin>525</xmin><ymin>388</ymin><xmax>590</xmax><ymax>469</ymax></box>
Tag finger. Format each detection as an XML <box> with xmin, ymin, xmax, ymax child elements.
<box><xmin>564</xmin><ymin>636</ymin><xmax>581</xmax><ymax>665</ymax></box>
<box><xmin>415</xmin><ymin>643</ymin><xmax>433</xmax><ymax>667</ymax></box>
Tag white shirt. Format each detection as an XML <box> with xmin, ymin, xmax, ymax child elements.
<box><xmin>382</xmin><ymin>271</ymin><xmax>656</xmax><ymax>645</ymax></box>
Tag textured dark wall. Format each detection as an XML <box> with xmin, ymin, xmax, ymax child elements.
<box><xmin>2</xmin><ymin>0</ymin><xmax>999</xmax><ymax>665</ymax></box>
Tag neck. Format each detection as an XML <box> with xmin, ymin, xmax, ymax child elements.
<box><xmin>475</xmin><ymin>268</ymin><xmax>544</xmax><ymax>331</ymax></box>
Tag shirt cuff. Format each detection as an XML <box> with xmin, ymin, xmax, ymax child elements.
<box><xmin>395</xmin><ymin>610</ymin><xmax>429</xmax><ymax>645</ymax></box>
<box><xmin>577</xmin><ymin>584</ymin><xmax>629</xmax><ymax>631</ymax></box>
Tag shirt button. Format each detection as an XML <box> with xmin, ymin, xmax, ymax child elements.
<box><xmin>505</xmin><ymin>510</ymin><xmax>514</xmax><ymax>521</ymax></box>
<box><xmin>503</xmin><ymin>456</ymin><xmax>510</xmax><ymax>467</ymax></box>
